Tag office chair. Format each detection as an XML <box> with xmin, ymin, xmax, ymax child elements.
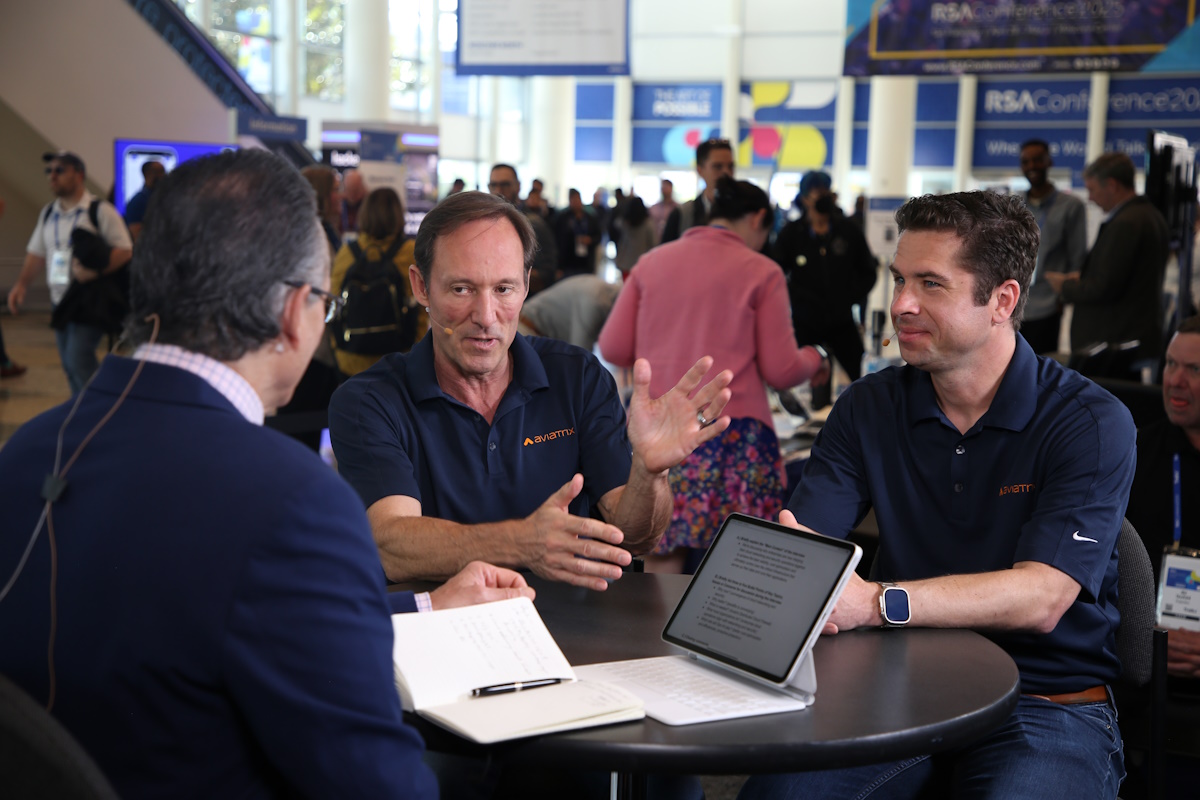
<box><xmin>0</xmin><ymin>674</ymin><xmax>119</xmax><ymax>800</ymax></box>
<box><xmin>1112</xmin><ymin>518</ymin><xmax>1168</xmax><ymax>800</ymax></box>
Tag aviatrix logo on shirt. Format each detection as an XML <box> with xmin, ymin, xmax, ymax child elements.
<box><xmin>998</xmin><ymin>483</ymin><xmax>1035</xmax><ymax>496</ymax></box>
<box><xmin>523</xmin><ymin>427</ymin><xmax>576</xmax><ymax>446</ymax></box>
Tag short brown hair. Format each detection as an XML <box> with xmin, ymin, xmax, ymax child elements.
<box><xmin>1083</xmin><ymin>152</ymin><xmax>1135</xmax><ymax>189</ymax></box>
<box><xmin>1176</xmin><ymin>315</ymin><xmax>1200</xmax><ymax>337</ymax></box>
<box><xmin>359</xmin><ymin>188</ymin><xmax>405</xmax><ymax>241</ymax></box>
<box><xmin>414</xmin><ymin>191</ymin><xmax>537</xmax><ymax>288</ymax></box>
<box><xmin>895</xmin><ymin>191</ymin><xmax>1039</xmax><ymax>330</ymax></box>
<box><xmin>300</xmin><ymin>165</ymin><xmax>340</xmax><ymax>230</ymax></box>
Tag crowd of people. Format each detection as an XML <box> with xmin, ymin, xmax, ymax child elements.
<box><xmin>0</xmin><ymin>132</ymin><xmax>1196</xmax><ymax>799</ymax></box>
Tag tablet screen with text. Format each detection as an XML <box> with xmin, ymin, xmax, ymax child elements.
<box><xmin>662</xmin><ymin>513</ymin><xmax>860</xmax><ymax>685</ymax></box>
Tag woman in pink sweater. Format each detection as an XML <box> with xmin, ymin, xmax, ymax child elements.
<box><xmin>598</xmin><ymin>177</ymin><xmax>828</xmax><ymax>573</ymax></box>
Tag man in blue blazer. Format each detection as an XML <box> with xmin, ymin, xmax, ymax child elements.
<box><xmin>0</xmin><ymin>149</ymin><xmax>531</xmax><ymax>799</ymax></box>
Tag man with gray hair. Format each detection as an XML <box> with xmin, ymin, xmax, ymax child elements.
<box><xmin>1046</xmin><ymin>151</ymin><xmax>1170</xmax><ymax>370</ymax></box>
<box><xmin>0</xmin><ymin>150</ymin><xmax>530</xmax><ymax>799</ymax></box>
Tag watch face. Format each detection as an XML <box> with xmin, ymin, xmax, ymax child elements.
<box><xmin>883</xmin><ymin>587</ymin><xmax>911</xmax><ymax>624</ymax></box>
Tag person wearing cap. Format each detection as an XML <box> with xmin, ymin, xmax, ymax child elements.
<box><xmin>660</xmin><ymin>138</ymin><xmax>736</xmax><ymax>244</ymax></box>
<box><xmin>8</xmin><ymin>151</ymin><xmax>132</xmax><ymax>394</ymax></box>
<box><xmin>772</xmin><ymin>170</ymin><xmax>877</xmax><ymax>382</ymax></box>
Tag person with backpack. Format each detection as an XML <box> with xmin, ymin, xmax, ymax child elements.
<box><xmin>8</xmin><ymin>151</ymin><xmax>132</xmax><ymax>394</ymax></box>
<box><xmin>330</xmin><ymin>187</ymin><xmax>427</xmax><ymax>376</ymax></box>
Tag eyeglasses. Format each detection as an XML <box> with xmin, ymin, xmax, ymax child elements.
<box><xmin>488</xmin><ymin>180</ymin><xmax>516</xmax><ymax>189</ymax></box>
<box><xmin>284</xmin><ymin>281</ymin><xmax>345</xmax><ymax>323</ymax></box>
<box><xmin>45</xmin><ymin>166</ymin><xmax>68</xmax><ymax>175</ymax></box>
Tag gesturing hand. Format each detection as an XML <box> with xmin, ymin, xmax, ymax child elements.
<box><xmin>627</xmin><ymin>356</ymin><xmax>734</xmax><ymax>475</ymax></box>
<box><xmin>428</xmin><ymin>561</ymin><xmax>535</xmax><ymax>610</ymax></box>
<box><xmin>523</xmin><ymin>474</ymin><xmax>632</xmax><ymax>591</ymax></box>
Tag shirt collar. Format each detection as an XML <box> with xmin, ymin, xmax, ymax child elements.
<box><xmin>404</xmin><ymin>331</ymin><xmax>550</xmax><ymax>405</ymax></box>
<box><xmin>1103</xmin><ymin>196</ymin><xmax>1134</xmax><ymax>223</ymax></box>
<box><xmin>907</xmin><ymin>335</ymin><xmax>1036</xmax><ymax>433</ymax></box>
<box><xmin>132</xmin><ymin>343</ymin><xmax>265</xmax><ymax>425</ymax></box>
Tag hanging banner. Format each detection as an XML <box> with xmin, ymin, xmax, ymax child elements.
<box><xmin>844</xmin><ymin>0</ymin><xmax>1197</xmax><ymax>76</ymax></box>
<box><xmin>456</xmin><ymin>0</ymin><xmax>629</xmax><ymax>76</ymax></box>
<box><xmin>630</xmin><ymin>83</ymin><xmax>724</xmax><ymax>165</ymax></box>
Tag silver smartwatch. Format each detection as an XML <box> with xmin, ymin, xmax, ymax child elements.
<box><xmin>878</xmin><ymin>582</ymin><xmax>911</xmax><ymax>627</ymax></box>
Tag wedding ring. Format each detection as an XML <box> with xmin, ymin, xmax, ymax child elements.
<box><xmin>697</xmin><ymin>410</ymin><xmax>710</xmax><ymax>428</ymax></box>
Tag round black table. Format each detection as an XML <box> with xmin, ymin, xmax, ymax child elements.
<box><xmin>396</xmin><ymin>573</ymin><xmax>1020</xmax><ymax>796</ymax></box>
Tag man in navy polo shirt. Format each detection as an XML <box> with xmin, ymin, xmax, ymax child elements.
<box><xmin>740</xmin><ymin>192</ymin><xmax>1135</xmax><ymax>800</ymax></box>
<box><xmin>330</xmin><ymin>190</ymin><xmax>733</xmax><ymax>589</ymax></box>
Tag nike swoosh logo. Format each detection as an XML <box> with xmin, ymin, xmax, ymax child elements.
<box><xmin>1072</xmin><ymin>531</ymin><xmax>1098</xmax><ymax>543</ymax></box>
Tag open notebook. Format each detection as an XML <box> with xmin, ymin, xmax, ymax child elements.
<box><xmin>576</xmin><ymin>513</ymin><xmax>861</xmax><ymax>725</ymax></box>
<box><xmin>391</xmin><ymin>597</ymin><xmax>644</xmax><ymax>744</ymax></box>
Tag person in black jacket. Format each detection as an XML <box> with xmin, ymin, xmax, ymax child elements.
<box><xmin>772</xmin><ymin>171</ymin><xmax>878</xmax><ymax>381</ymax></box>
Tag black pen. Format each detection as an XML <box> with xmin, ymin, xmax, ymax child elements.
<box><xmin>471</xmin><ymin>678</ymin><xmax>565</xmax><ymax>697</ymax></box>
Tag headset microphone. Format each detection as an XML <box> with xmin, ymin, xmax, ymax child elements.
<box><xmin>424</xmin><ymin>307</ymin><xmax>454</xmax><ymax>336</ymax></box>
<box><xmin>882</xmin><ymin>333</ymin><xmax>893</xmax><ymax>347</ymax></box>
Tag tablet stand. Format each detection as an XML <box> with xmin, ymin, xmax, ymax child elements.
<box><xmin>781</xmin><ymin>650</ymin><xmax>817</xmax><ymax>703</ymax></box>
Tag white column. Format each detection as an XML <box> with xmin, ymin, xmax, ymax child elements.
<box><xmin>867</xmin><ymin>76</ymin><xmax>916</xmax><ymax>198</ymax></box>
<box><xmin>528</xmin><ymin>77</ymin><xmax>576</xmax><ymax>205</ymax></box>
<box><xmin>832</xmin><ymin>77</ymin><xmax>856</xmax><ymax>194</ymax></box>
<box><xmin>424</xmin><ymin>0</ymin><xmax>441</xmax><ymax>126</ymax></box>
<box><xmin>612</xmin><ymin>77</ymin><xmax>634</xmax><ymax>192</ymax></box>
<box><xmin>720</xmin><ymin>0</ymin><xmax>743</xmax><ymax>142</ymax></box>
<box><xmin>953</xmin><ymin>75</ymin><xmax>977</xmax><ymax>192</ymax></box>
<box><xmin>1086</xmin><ymin>71</ymin><xmax>1110</xmax><ymax>164</ymax></box>
<box><xmin>271</xmin><ymin>0</ymin><xmax>296</xmax><ymax>114</ymax></box>
<box><xmin>344</xmin><ymin>0</ymin><xmax>390</xmax><ymax>122</ymax></box>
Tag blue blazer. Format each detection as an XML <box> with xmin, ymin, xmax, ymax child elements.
<box><xmin>0</xmin><ymin>357</ymin><xmax>436</xmax><ymax>799</ymax></box>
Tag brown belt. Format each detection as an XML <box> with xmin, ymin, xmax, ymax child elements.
<box><xmin>1023</xmin><ymin>685</ymin><xmax>1108</xmax><ymax>705</ymax></box>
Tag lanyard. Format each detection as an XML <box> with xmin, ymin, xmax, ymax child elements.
<box><xmin>1174</xmin><ymin>452</ymin><xmax>1182</xmax><ymax>547</ymax></box>
<box><xmin>52</xmin><ymin>207</ymin><xmax>85</xmax><ymax>251</ymax></box>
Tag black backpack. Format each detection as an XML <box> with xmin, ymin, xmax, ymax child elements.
<box><xmin>331</xmin><ymin>236</ymin><xmax>418</xmax><ymax>355</ymax></box>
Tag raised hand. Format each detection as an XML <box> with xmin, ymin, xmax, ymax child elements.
<box><xmin>627</xmin><ymin>356</ymin><xmax>734</xmax><ymax>475</ymax></box>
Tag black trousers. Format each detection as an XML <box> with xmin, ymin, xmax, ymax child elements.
<box><xmin>794</xmin><ymin>317</ymin><xmax>865</xmax><ymax>382</ymax></box>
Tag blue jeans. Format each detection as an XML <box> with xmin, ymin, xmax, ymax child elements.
<box><xmin>54</xmin><ymin>321</ymin><xmax>105</xmax><ymax>395</ymax></box>
<box><xmin>738</xmin><ymin>696</ymin><xmax>1124</xmax><ymax>800</ymax></box>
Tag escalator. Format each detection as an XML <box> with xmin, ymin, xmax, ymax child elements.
<box><xmin>124</xmin><ymin>0</ymin><xmax>314</xmax><ymax>169</ymax></box>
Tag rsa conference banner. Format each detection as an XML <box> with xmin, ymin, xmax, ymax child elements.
<box><xmin>844</xmin><ymin>0</ymin><xmax>1199</xmax><ymax>75</ymax></box>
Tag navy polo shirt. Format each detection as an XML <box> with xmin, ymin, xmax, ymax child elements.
<box><xmin>790</xmin><ymin>336</ymin><xmax>1136</xmax><ymax>694</ymax></box>
<box><xmin>329</xmin><ymin>333</ymin><xmax>633</xmax><ymax>524</ymax></box>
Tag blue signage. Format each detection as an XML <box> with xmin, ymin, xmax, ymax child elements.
<box><xmin>360</xmin><ymin>130</ymin><xmax>402</xmax><ymax>162</ymax></box>
<box><xmin>1105</xmin><ymin>125</ymin><xmax>1200</xmax><ymax>162</ymax></box>
<box><xmin>973</xmin><ymin>127</ymin><xmax>1088</xmax><ymax>170</ymax></box>
<box><xmin>575</xmin><ymin>126</ymin><xmax>614</xmax><ymax>162</ymax></box>
<box><xmin>633</xmin><ymin>84</ymin><xmax>723</xmax><ymax>122</ymax></box>
<box><xmin>1108</xmin><ymin>77</ymin><xmax>1200</xmax><ymax>122</ymax></box>
<box><xmin>854</xmin><ymin>81</ymin><xmax>871</xmax><ymax>123</ymax></box>
<box><xmin>914</xmin><ymin>128</ymin><xmax>956</xmax><ymax>168</ymax></box>
<box><xmin>237</xmin><ymin>111</ymin><xmax>307</xmax><ymax>141</ymax></box>
<box><xmin>632</xmin><ymin>125</ymin><xmax>721</xmax><ymax>165</ymax></box>
<box><xmin>845</xmin><ymin>0</ymin><xmax>1196</xmax><ymax>76</ymax></box>
<box><xmin>976</xmin><ymin>79</ymin><xmax>1091</xmax><ymax>124</ymax></box>
<box><xmin>576</xmin><ymin>83</ymin><xmax>616</xmax><ymax>121</ymax></box>
<box><xmin>916</xmin><ymin>81</ymin><xmax>958</xmax><ymax>123</ymax></box>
